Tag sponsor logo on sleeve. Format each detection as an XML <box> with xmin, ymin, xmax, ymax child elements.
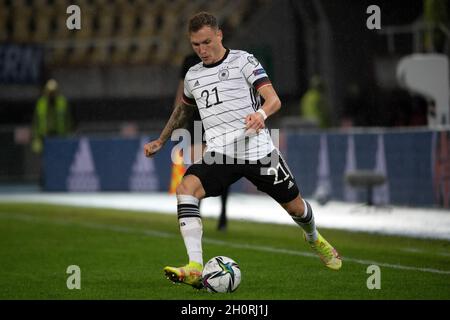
<box><xmin>253</xmin><ymin>68</ymin><xmax>266</xmax><ymax>76</ymax></box>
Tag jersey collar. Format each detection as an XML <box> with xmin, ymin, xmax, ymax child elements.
<box><xmin>203</xmin><ymin>48</ymin><xmax>230</xmax><ymax>68</ymax></box>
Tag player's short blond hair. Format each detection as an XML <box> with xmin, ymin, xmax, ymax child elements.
<box><xmin>188</xmin><ymin>12</ymin><xmax>218</xmax><ymax>33</ymax></box>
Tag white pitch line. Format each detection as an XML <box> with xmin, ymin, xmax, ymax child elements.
<box><xmin>400</xmin><ymin>247</ymin><xmax>450</xmax><ymax>257</ymax></box>
<box><xmin>2</xmin><ymin>192</ymin><xmax>450</xmax><ymax>240</ymax></box>
<box><xmin>1</xmin><ymin>212</ymin><xmax>450</xmax><ymax>276</ymax></box>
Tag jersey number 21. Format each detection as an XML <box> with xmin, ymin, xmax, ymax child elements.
<box><xmin>201</xmin><ymin>87</ymin><xmax>223</xmax><ymax>108</ymax></box>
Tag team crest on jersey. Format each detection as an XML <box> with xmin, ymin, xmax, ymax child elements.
<box><xmin>218</xmin><ymin>68</ymin><xmax>229</xmax><ymax>81</ymax></box>
<box><xmin>247</xmin><ymin>56</ymin><xmax>259</xmax><ymax>66</ymax></box>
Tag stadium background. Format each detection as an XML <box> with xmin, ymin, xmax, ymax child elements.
<box><xmin>0</xmin><ymin>0</ymin><xmax>449</xmax><ymax>302</ymax></box>
<box><xmin>0</xmin><ymin>0</ymin><xmax>448</xmax><ymax>207</ymax></box>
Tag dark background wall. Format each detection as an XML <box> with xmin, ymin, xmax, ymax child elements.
<box><xmin>0</xmin><ymin>0</ymin><xmax>431</xmax><ymax>129</ymax></box>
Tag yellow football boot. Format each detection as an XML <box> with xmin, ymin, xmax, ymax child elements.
<box><xmin>163</xmin><ymin>261</ymin><xmax>203</xmax><ymax>289</ymax></box>
<box><xmin>307</xmin><ymin>232</ymin><xmax>342</xmax><ymax>270</ymax></box>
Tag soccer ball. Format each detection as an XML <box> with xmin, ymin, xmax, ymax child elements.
<box><xmin>202</xmin><ymin>256</ymin><xmax>241</xmax><ymax>293</ymax></box>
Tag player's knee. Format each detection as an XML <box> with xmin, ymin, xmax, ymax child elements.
<box><xmin>176</xmin><ymin>180</ymin><xmax>193</xmax><ymax>196</ymax></box>
<box><xmin>287</xmin><ymin>206</ymin><xmax>303</xmax><ymax>217</ymax></box>
<box><xmin>283</xmin><ymin>196</ymin><xmax>305</xmax><ymax>217</ymax></box>
<box><xmin>176</xmin><ymin>175</ymin><xmax>205</xmax><ymax>198</ymax></box>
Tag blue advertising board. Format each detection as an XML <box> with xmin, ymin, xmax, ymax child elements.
<box><xmin>43</xmin><ymin>130</ymin><xmax>450</xmax><ymax>208</ymax></box>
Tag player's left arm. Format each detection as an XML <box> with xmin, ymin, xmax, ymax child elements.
<box><xmin>245</xmin><ymin>84</ymin><xmax>281</xmax><ymax>133</ymax></box>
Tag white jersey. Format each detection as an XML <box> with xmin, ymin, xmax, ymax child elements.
<box><xmin>182</xmin><ymin>49</ymin><xmax>275</xmax><ymax>161</ymax></box>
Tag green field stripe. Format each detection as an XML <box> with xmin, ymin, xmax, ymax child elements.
<box><xmin>0</xmin><ymin>211</ymin><xmax>174</xmax><ymax>238</ymax></box>
<box><xmin>1</xmin><ymin>212</ymin><xmax>450</xmax><ymax>276</ymax></box>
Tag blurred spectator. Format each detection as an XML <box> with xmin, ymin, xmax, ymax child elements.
<box><xmin>424</xmin><ymin>0</ymin><xmax>449</xmax><ymax>53</ymax></box>
<box><xmin>32</xmin><ymin>79</ymin><xmax>72</xmax><ymax>154</ymax></box>
<box><xmin>341</xmin><ymin>82</ymin><xmax>362</xmax><ymax>128</ymax></box>
<box><xmin>300</xmin><ymin>75</ymin><xmax>331</xmax><ymax>128</ymax></box>
<box><xmin>409</xmin><ymin>94</ymin><xmax>428</xmax><ymax>126</ymax></box>
<box><xmin>380</xmin><ymin>87</ymin><xmax>411</xmax><ymax>127</ymax></box>
<box><xmin>378</xmin><ymin>88</ymin><xmax>428</xmax><ymax>127</ymax></box>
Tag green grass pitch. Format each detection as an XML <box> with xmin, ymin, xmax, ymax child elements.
<box><xmin>0</xmin><ymin>202</ymin><xmax>449</xmax><ymax>300</ymax></box>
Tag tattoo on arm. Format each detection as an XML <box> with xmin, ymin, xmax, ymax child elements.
<box><xmin>159</xmin><ymin>103</ymin><xmax>194</xmax><ymax>143</ymax></box>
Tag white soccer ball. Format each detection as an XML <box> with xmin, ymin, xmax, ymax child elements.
<box><xmin>202</xmin><ymin>256</ymin><xmax>241</xmax><ymax>293</ymax></box>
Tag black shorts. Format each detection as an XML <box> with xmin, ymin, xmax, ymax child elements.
<box><xmin>184</xmin><ymin>150</ymin><xmax>300</xmax><ymax>204</ymax></box>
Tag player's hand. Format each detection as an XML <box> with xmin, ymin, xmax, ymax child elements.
<box><xmin>144</xmin><ymin>139</ymin><xmax>163</xmax><ymax>157</ymax></box>
<box><xmin>245</xmin><ymin>112</ymin><xmax>265</xmax><ymax>136</ymax></box>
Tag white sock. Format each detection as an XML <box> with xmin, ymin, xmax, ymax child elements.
<box><xmin>291</xmin><ymin>199</ymin><xmax>318</xmax><ymax>242</ymax></box>
<box><xmin>177</xmin><ymin>195</ymin><xmax>203</xmax><ymax>266</ymax></box>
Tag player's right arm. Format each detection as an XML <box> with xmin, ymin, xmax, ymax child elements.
<box><xmin>144</xmin><ymin>101</ymin><xmax>194</xmax><ymax>157</ymax></box>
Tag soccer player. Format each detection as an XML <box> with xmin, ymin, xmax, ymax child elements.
<box><xmin>173</xmin><ymin>53</ymin><xmax>230</xmax><ymax>231</ymax></box>
<box><xmin>144</xmin><ymin>12</ymin><xmax>342</xmax><ymax>289</ymax></box>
